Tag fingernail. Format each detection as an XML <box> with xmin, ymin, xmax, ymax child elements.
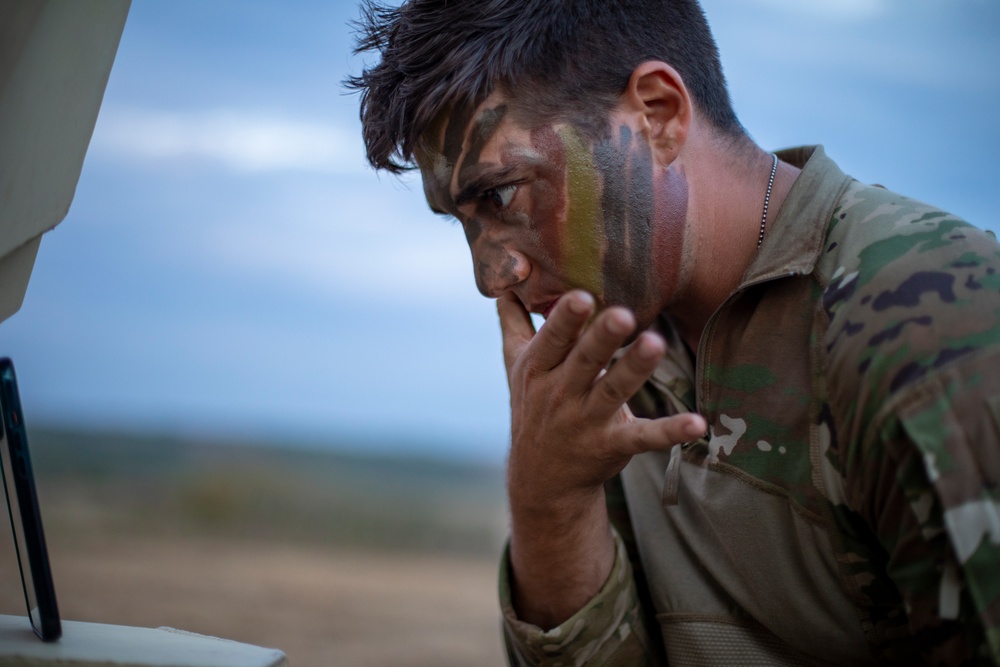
<box><xmin>606</xmin><ymin>313</ymin><xmax>630</xmax><ymax>335</ymax></box>
<box><xmin>685</xmin><ymin>418</ymin><xmax>706</xmax><ymax>438</ymax></box>
<box><xmin>567</xmin><ymin>292</ymin><xmax>591</xmax><ymax>315</ymax></box>
<box><xmin>637</xmin><ymin>336</ymin><xmax>661</xmax><ymax>360</ymax></box>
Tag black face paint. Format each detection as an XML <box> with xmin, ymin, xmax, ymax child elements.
<box><xmin>594</xmin><ymin>126</ymin><xmax>631</xmax><ymax>306</ymax></box>
<box><xmin>442</xmin><ymin>103</ymin><xmax>475</xmax><ymax>166</ymax></box>
<box><xmin>456</xmin><ymin>104</ymin><xmax>508</xmax><ymax>187</ymax></box>
<box><xmin>592</xmin><ymin>126</ymin><xmax>656</xmax><ymax>310</ymax></box>
<box><xmin>474</xmin><ymin>249</ymin><xmax>521</xmax><ymax>297</ymax></box>
<box><xmin>623</xmin><ymin>129</ymin><xmax>656</xmax><ymax>308</ymax></box>
<box><xmin>421</xmin><ymin>97</ymin><xmax>688</xmax><ymax>313</ymax></box>
<box><xmin>464</xmin><ymin>216</ymin><xmax>484</xmax><ymax>244</ymax></box>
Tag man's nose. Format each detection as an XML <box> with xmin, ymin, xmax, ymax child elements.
<box><xmin>472</xmin><ymin>243</ymin><xmax>530</xmax><ymax>298</ymax></box>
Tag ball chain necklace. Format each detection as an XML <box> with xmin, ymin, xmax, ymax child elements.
<box><xmin>757</xmin><ymin>153</ymin><xmax>779</xmax><ymax>249</ymax></box>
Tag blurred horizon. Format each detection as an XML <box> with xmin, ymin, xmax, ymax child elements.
<box><xmin>1</xmin><ymin>0</ymin><xmax>997</xmax><ymax>464</ymax></box>
<box><xmin>1</xmin><ymin>423</ymin><xmax>510</xmax><ymax>665</ymax></box>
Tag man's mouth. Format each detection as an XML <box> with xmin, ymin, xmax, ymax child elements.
<box><xmin>539</xmin><ymin>300</ymin><xmax>557</xmax><ymax>319</ymax></box>
<box><xmin>525</xmin><ymin>294</ymin><xmax>572</xmax><ymax>320</ymax></box>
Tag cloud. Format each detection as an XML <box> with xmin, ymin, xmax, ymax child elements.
<box><xmin>708</xmin><ymin>0</ymin><xmax>999</xmax><ymax>99</ymax></box>
<box><xmin>200</xmin><ymin>187</ymin><xmax>482</xmax><ymax>305</ymax></box>
<box><xmin>92</xmin><ymin>108</ymin><xmax>369</xmax><ymax>174</ymax></box>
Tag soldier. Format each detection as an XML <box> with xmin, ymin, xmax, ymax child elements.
<box><xmin>348</xmin><ymin>0</ymin><xmax>1000</xmax><ymax>664</ymax></box>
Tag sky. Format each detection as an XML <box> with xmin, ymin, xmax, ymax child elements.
<box><xmin>0</xmin><ymin>0</ymin><xmax>997</xmax><ymax>465</ymax></box>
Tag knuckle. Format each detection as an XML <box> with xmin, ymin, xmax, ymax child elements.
<box><xmin>624</xmin><ymin>348</ymin><xmax>656</xmax><ymax>375</ymax></box>
<box><xmin>575</xmin><ymin>336</ymin><xmax>617</xmax><ymax>371</ymax></box>
<box><xmin>545</xmin><ymin>328</ymin><xmax>574</xmax><ymax>352</ymax></box>
<box><xmin>590</xmin><ymin>437</ymin><xmax>623</xmax><ymax>470</ymax></box>
<box><xmin>597</xmin><ymin>377</ymin><xmax>630</xmax><ymax>405</ymax></box>
<box><xmin>622</xmin><ymin>341</ymin><xmax>660</xmax><ymax>375</ymax></box>
<box><xmin>533</xmin><ymin>325</ymin><xmax>579</xmax><ymax>363</ymax></box>
<box><xmin>590</xmin><ymin>322</ymin><xmax>622</xmax><ymax>350</ymax></box>
<box><xmin>576</xmin><ymin>345</ymin><xmax>607</xmax><ymax>372</ymax></box>
<box><xmin>628</xmin><ymin>424</ymin><xmax>651</xmax><ymax>453</ymax></box>
<box><xmin>516</xmin><ymin>353</ymin><xmax>546</xmax><ymax>380</ymax></box>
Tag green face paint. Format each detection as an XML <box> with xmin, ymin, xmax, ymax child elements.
<box><xmin>558</xmin><ymin>125</ymin><xmax>604</xmax><ymax>296</ymax></box>
<box><xmin>416</xmin><ymin>93</ymin><xmax>689</xmax><ymax>325</ymax></box>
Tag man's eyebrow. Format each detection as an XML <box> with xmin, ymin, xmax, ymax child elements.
<box><xmin>454</xmin><ymin>165</ymin><xmax>520</xmax><ymax>207</ymax></box>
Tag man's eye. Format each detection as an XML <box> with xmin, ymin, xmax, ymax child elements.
<box><xmin>487</xmin><ymin>185</ymin><xmax>517</xmax><ymax>209</ymax></box>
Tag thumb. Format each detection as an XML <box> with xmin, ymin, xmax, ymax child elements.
<box><xmin>496</xmin><ymin>292</ymin><xmax>535</xmax><ymax>377</ymax></box>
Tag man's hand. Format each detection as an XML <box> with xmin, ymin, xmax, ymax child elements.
<box><xmin>498</xmin><ymin>290</ymin><xmax>705</xmax><ymax>629</ymax></box>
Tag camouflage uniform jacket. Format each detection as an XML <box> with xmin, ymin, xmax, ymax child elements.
<box><xmin>500</xmin><ymin>146</ymin><xmax>1000</xmax><ymax>666</ymax></box>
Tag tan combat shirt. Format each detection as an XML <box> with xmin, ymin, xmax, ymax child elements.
<box><xmin>500</xmin><ymin>146</ymin><xmax>1000</xmax><ymax>666</ymax></box>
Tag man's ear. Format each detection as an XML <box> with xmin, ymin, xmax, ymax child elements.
<box><xmin>621</xmin><ymin>61</ymin><xmax>691</xmax><ymax>165</ymax></box>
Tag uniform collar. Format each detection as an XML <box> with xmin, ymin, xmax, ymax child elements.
<box><xmin>740</xmin><ymin>145</ymin><xmax>854</xmax><ymax>286</ymax></box>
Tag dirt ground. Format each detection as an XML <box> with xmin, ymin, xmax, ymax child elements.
<box><xmin>0</xmin><ymin>429</ymin><xmax>513</xmax><ymax>666</ymax></box>
<box><xmin>2</xmin><ymin>531</ymin><xmax>506</xmax><ymax>666</ymax></box>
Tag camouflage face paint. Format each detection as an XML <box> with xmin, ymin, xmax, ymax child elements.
<box><xmin>463</xmin><ymin>216</ymin><xmax>484</xmax><ymax>244</ymax></box>
<box><xmin>557</xmin><ymin>125</ymin><xmax>604</xmax><ymax>296</ymax></box>
<box><xmin>417</xmin><ymin>93</ymin><xmax>688</xmax><ymax>317</ymax></box>
<box><xmin>473</xmin><ymin>231</ymin><xmax>514</xmax><ymax>295</ymax></box>
<box><xmin>416</xmin><ymin>101</ymin><xmax>478</xmax><ymax>216</ymax></box>
<box><xmin>651</xmin><ymin>160</ymin><xmax>688</xmax><ymax>315</ymax></box>
<box><xmin>548</xmin><ymin>122</ymin><xmax>686</xmax><ymax>326</ymax></box>
<box><xmin>525</xmin><ymin>125</ymin><xmax>568</xmax><ymax>272</ymax></box>
<box><xmin>457</xmin><ymin>105</ymin><xmax>508</xmax><ymax>188</ymax></box>
<box><xmin>594</xmin><ymin>125</ymin><xmax>657</xmax><ymax>311</ymax></box>
<box><xmin>461</xmin><ymin>106</ymin><xmax>516</xmax><ymax>294</ymax></box>
<box><xmin>474</xmin><ymin>252</ymin><xmax>526</xmax><ymax>297</ymax></box>
<box><xmin>442</xmin><ymin>102</ymin><xmax>474</xmax><ymax>166</ymax></box>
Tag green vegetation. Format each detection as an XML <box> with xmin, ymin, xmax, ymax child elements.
<box><xmin>27</xmin><ymin>426</ymin><xmax>508</xmax><ymax>557</ymax></box>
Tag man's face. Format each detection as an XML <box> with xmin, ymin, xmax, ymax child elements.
<box><xmin>416</xmin><ymin>91</ymin><xmax>689</xmax><ymax>329</ymax></box>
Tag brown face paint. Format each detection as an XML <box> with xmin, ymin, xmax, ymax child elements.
<box><xmin>442</xmin><ymin>102</ymin><xmax>475</xmax><ymax>166</ymax></box>
<box><xmin>474</xmin><ymin>238</ymin><xmax>523</xmax><ymax>296</ymax></box>
<box><xmin>525</xmin><ymin>124</ymin><xmax>568</xmax><ymax>271</ymax></box>
<box><xmin>594</xmin><ymin>125</ymin><xmax>657</xmax><ymax>312</ymax></box>
<box><xmin>423</xmin><ymin>104</ymin><xmax>510</xmax><ymax>217</ymax></box>
<box><xmin>464</xmin><ymin>216</ymin><xmax>484</xmax><ymax>244</ymax></box>
<box><xmin>415</xmin><ymin>102</ymin><xmax>477</xmax><ymax>218</ymax></box>
<box><xmin>472</xmin><ymin>228</ymin><xmax>508</xmax><ymax>295</ymax></box>
<box><xmin>420</xmin><ymin>94</ymin><xmax>688</xmax><ymax>315</ymax></box>
<box><xmin>593</xmin><ymin>126</ymin><xmax>630</xmax><ymax>305</ymax></box>
<box><xmin>456</xmin><ymin>105</ymin><xmax>508</xmax><ymax>189</ymax></box>
<box><xmin>475</xmin><ymin>259</ymin><xmax>493</xmax><ymax>295</ymax></box>
<box><xmin>457</xmin><ymin>105</ymin><xmax>515</xmax><ymax>296</ymax></box>
<box><xmin>625</xmin><ymin>132</ymin><xmax>657</xmax><ymax>311</ymax></box>
<box><xmin>651</xmin><ymin>163</ymin><xmax>687</xmax><ymax>316</ymax></box>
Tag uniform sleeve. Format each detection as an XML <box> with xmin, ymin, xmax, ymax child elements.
<box><xmin>499</xmin><ymin>527</ymin><xmax>660</xmax><ymax>667</ymax></box>
<box><xmin>853</xmin><ymin>350</ymin><xmax>1000</xmax><ymax>664</ymax></box>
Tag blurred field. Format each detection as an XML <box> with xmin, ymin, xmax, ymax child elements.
<box><xmin>0</xmin><ymin>427</ymin><xmax>510</xmax><ymax>666</ymax></box>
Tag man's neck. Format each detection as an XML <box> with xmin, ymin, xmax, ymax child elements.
<box><xmin>666</xmin><ymin>138</ymin><xmax>801</xmax><ymax>353</ymax></box>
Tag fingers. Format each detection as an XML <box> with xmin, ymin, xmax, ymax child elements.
<box><xmin>562</xmin><ymin>307</ymin><xmax>638</xmax><ymax>394</ymax></box>
<box><xmin>497</xmin><ymin>292</ymin><xmax>535</xmax><ymax>377</ymax></box>
<box><xmin>528</xmin><ymin>291</ymin><xmax>595</xmax><ymax>371</ymax></box>
<box><xmin>618</xmin><ymin>413</ymin><xmax>708</xmax><ymax>458</ymax></box>
<box><xmin>584</xmin><ymin>330</ymin><xmax>665</xmax><ymax>417</ymax></box>
<box><xmin>499</xmin><ymin>291</ymin><xmax>665</xmax><ymax>416</ymax></box>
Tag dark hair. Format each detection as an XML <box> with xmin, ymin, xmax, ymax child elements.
<box><xmin>346</xmin><ymin>0</ymin><xmax>743</xmax><ymax>173</ymax></box>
